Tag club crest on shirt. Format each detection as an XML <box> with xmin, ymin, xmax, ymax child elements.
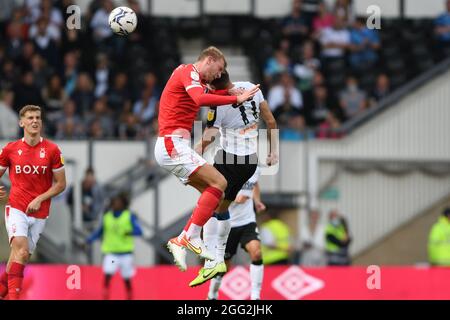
<box><xmin>18</xmin><ymin>149</ymin><xmax>22</xmax><ymax>156</ymax></box>
<box><xmin>207</xmin><ymin>110</ymin><xmax>215</xmax><ymax>121</ymax></box>
<box><xmin>190</xmin><ymin>71</ymin><xmax>199</xmax><ymax>81</ymax></box>
<box><xmin>40</xmin><ymin>148</ymin><xmax>46</xmax><ymax>158</ymax></box>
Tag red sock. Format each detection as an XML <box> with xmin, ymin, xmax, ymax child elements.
<box><xmin>189</xmin><ymin>186</ymin><xmax>223</xmax><ymax>227</ymax></box>
<box><xmin>0</xmin><ymin>271</ymin><xmax>7</xmax><ymax>298</ymax></box>
<box><xmin>8</xmin><ymin>262</ymin><xmax>24</xmax><ymax>300</ymax></box>
<box><xmin>183</xmin><ymin>216</ymin><xmax>193</xmax><ymax>233</ymax></box>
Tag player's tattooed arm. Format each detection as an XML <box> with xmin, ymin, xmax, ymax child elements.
<box><xmin>195</xmin><ymin>126</ymin><xmax>219</xmax><ymax>155</ymax></box>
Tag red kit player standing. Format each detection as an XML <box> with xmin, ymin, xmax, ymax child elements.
<box><xmin>0</xmin><ymin>105</ymin><xmax>66</xmax><ymax>300</ymax></box>
<box><xmin>155</xmin><ymin>47</ymin><xmax>260</xmax><ymax>276</ymax></box>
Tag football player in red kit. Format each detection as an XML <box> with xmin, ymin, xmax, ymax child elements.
<box><xmin>0</xmin><ymin>105</ymin><xmax>66</xmax><ymax>300</ymax></box>
<box><xmin>155</xmin><ymin>46</ymin><xmax>260</xmax><ymax>280</ymax></box>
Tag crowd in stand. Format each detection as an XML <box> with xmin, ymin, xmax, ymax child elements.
<box><xmin>0</xmin><ymin>0</ymin><xmax>162</xmax><ymax>141</ymax></box>
<box><xmin>1</xmin><ymin>0</ymin><xmax>449</xmax><ymax>142</ymax></box>
<box><xmin>258</xmin><ymin>0</ymin><xmax>390</xmax><ymax>140</ymax></box>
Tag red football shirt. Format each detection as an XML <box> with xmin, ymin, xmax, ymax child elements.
<box><xmin>0</xmin><ymin>138</ymin><xmax>64</xmax><ymax>218</ymax></box>
<box><xmin>158</xmin><ymin>64</ymin><xmax>237</xmax><ymax>136</ymax></box>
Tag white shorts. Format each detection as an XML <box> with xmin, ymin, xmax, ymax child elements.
<box><xmin>102</xmin><ymin>253</ymin><xmax>135</xmax><ymax>279</ymax></box>
<box><xmin>154</xmin><ymin>136</ymin><xmax>206</xmax><ymax>184</ymax></box>
<box><xmin>4</xmin><ymin>206</ymin><xmax>46</xmax><ymax>254</ymax></box>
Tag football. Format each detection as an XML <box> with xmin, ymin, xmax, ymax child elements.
<box><xmin>108</xmin><ymin>6</ymin><xmax>137</xmax><ymax>36</ymax></box>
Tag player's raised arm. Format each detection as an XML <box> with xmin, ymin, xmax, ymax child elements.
<box><xmin>259</xmin><ymin>100</ymin><xmax>278</xmax><ymax>166</ymax></box>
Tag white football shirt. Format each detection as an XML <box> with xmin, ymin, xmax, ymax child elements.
<box><xmin>207</xmin><ymin>82</ymin><xmax>265</xmax><ymax>156</ymax></box>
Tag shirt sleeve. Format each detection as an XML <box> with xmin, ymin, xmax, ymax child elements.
<box><xmin>51</xmin><ymin>146</ymin><xmax>65</xmax><ymax>171</ymax></box>
<box><xmin>0</xmin><ymin>145</ymin><xmax>10</xmax><ymax>170</ymax></box>
<box><xmin>181</xmin><ymin>68</ymin><xmax>203</xmax><ymax>92</ymax></box>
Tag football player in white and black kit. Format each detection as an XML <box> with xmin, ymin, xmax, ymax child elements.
<box><xmin>207</xmin><ymin>168</ymin><xmax>266</xmax><ymax>300</ymax></box>
<box><xmin>189</xmin><ymin>71</ymin><xmax>277</xmax><ymax>287</ymax></box>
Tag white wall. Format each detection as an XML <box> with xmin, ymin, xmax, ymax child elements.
<box><xmin>204</xmin><ymin>0</ymin><xmax>251</xmax><ymax>14</ymax></box>
<box><xmin>74</xmin><ymin>0</ymin><xmax>446</xmax><ymax>17</ymax></box>
<box><xmin>255</xmin><ymin>0</ymin><xmax>291</xmax><ymax>18</ymax></box>
<box><xmin>319</xmin><ymin>168</ymin><xmax>450</xmax><ymax>256</ymax></box>
<box><xmin>151</xmin><ymin>0</ymin><xmax>200</xmax><ymax>17</ymax></box>
<box><xmin>307</xmin><ymin>68</ymin><xmax>450</xmax><ymax>256</ymax></box>
<box><xmin>92</xmin><ymin>141</ymin><xmax>147</xmax><ymax>183</ymax></box>
<box><xmin>405</xmin><ymin>0</ymin><xmax>446</xmax><ymax>18</ymax></box>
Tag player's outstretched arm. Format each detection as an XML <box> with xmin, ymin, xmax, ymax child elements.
<box><xmin>194</xmin><ymin>126</ymin><xmax>219</xmax><ymax>155</ymax></box>
<box><xmin>26</xmin><ymin>169</ymin><xmax>66</xmax><ymax>214</ymax></box>
<box><xmin>260</xmin><ymin>100</ymin><xmax>278</xmax><ymax>166</ymax></box>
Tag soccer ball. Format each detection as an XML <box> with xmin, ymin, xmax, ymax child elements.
<box><xmin>108</xmin><ymin>6</ymin><xmax>137</xmax><ymax>36</ymax></box>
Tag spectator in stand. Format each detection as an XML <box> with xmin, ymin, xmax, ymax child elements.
<box><xmin>55</xmin><ymin>99</ymin><xmax>85</xmax><ymax>140</ymax></box>
<box><xmin>107</xmin><ymin>72</ymin><xmax>132</xmax><ymax>118</ymax></box>
<box><xmin>63</xmin><ymin>51</ymin><xmax>79</xmax><ymax>96</ymax></box>
<box><xmin>16</xmin><ymin>41</ymin><xmax>35</xmax><ymax>73</ymax></box>
<box><xmin>434</xmin><ymin>0</ymin><xmax>450</xmax><ymax>52</ymax></box>
<box><xmin>94</xmin><ymin>53</ymin><xmax>110</xmax><ymax>98</ymax></box>
<box><xmin>5</xmin><ymin>21</ymin><xmax>25</xmax><ymax>62</ymax></box>
<box><xmin>119</xmin><ymin>113</ymin><xmax>142</xmax><ymax>140</ymax></box>
<box><xmin>293</xmin><ymin>41</ymin><xmax>321</xmax><ymax>92</ymax></box>
<box><xmin>300</xmin><ymin>209</ymin><xmax>326</xmax><ymax>266</ymax></box>
<box><xmin>312</xmin><ymin>1</ymin><xmax>335</xmax><ymax>39</ymax></box>
<box><xmin>280</xmin><ymin>114</ymin><xmax>314</xmax><ymax>141</ymax></box>
<box><xmin>39</xmin><ymin>0</ymin><xmax>64</xmax><ymax>29</ymax></box>
<box><xmin>0</xmin><ymin>91</ymin><xmax>18</xmax><ymax>139</ymax></box>
<box><xmin>264</xmin><ymin>49</ymin><xmax>292</xmax><ymax>88</ymax></box>
<box><xmin>349</xmin><ymin>17</ymin><xmax>380</xmax><ymax>70</ymax></box>
<box><xmin>334</xmin><ymin>0</ymin><xmax>354</xmax><ymax>24</ymax></box>
<box><xmin>133</xmin><ymin>88</ymin><xmax>159</xmax><ymax>125</ymax></box>
<box><xmin>13</xmin><ymin>70</ymin><xmax>44</xmax><ymax>112</ymax></box>
<box><xmin>28</xmin><ymin>13</ymin><xmax>61</xmax><ymax>44</ymax></box>
<box><xmin>268</xmin><ymin>72</ymin><xmax>303</xmax><ymax>112</ymax></box>
<box><xmin>30</xmin><ymin>53</ymin><xmax>51</xmax><ymax>90</ymax></box>
<box><xmin>272</xmin><ymin>89</ymin><xmax>303</xmax><ymax>127</ymax></box>
<box><xmin>0</xmin><ymin>60</ymin><xmax>19</xmax><ymax>91</ymax></box>
<box><xmin>70</xmin><ymin>72</ymin><xmax>95</xmax><ymax>117</ymax></box>
<box><xmin>42</xmin><ymin>73</ymin><xmax>67</xmax><ymax>122</ymax></box>
<box><xmin>370</xmin><ymin>73</ymin><xmax>390</xmax><ymax>105</ymax></box>
<box><xmin>89</xmin><ymin>119</ymin><xmax>107</xmax><ymax>139</ymax></box>
<box><xmin>306</xmin><ymin>85</ymin><xmax>329</xmax><ymax>127</ymax></box>
<box><xmin>87</xmin><ymin>98</ymin><xmax>115</xmax><ymax>138</ymax></box>
<box><xmin>317</xmin><ymin>111</ymin><xmax>342</xmax><ymax>139</ymax></box>
<box><xmin>319</xmin><ymin>15</ymin><xmax>350</xmax><ymax>63</ymax></box>
<box><xmin>90</xmin><ymin>0</ymin><xmax>114</xmax><ymax>44</ymax></box>
<box><xmin>23</xmin><ymin>0</ymin><xmax>41</xmax><ymax>24</ymax></box>
<box><xmin>0</xmin><ymin>0</ymin><xmax>16</xmax><ymax>38</ymax></box>
<box><xmin>55</xmin><ymin>117</ymin><xmax>86</xmax><ymax>140</ymax></box>
<box><xmin>29</xmin><ymin>16</ymin><xmax>60</xmax><ymax>66</ymax></box>
<box><xmin>339</xmin><ymin>76</ymin><xmax>367</xmax><ymax>119</ymax></box>
<box><xmin>67</xmin><ymin>167</ymin><xmax>105</xmax><ymax>226</ymax></box>
<box><xmin>325</xmin><ymin>209</ymin><xmax>352</xmax><ymax>265</ymax></box>
<box><xmin>281</xmin><ymin>0</ymin><xmax>309</xmax><ymax>46</ymax></box>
